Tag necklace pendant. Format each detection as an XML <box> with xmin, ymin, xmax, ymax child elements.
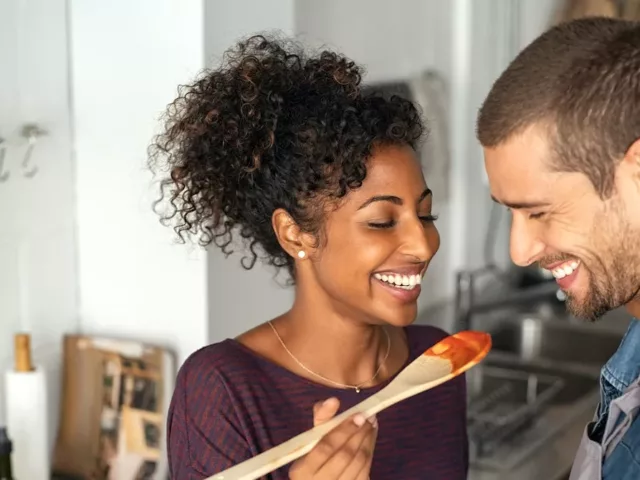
<box><xmin>355</xmin><ymin>387</ymin><xmax>361</xmax><ymax>393</ymax></box>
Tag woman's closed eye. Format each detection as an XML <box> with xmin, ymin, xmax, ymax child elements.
<box><xmin>367</xmin><ymin>214</ymin><xmax>438</xmax><ymax>229</ymax></box>
<box><xmin>419</xmin><ymin>214</ymin><xmax>439</xmax><ymax>223</ymax></box>
<box><xmin>368</xmin><ymin>219</ymin><xmax>396</xmax><ymax>229</ymax></box>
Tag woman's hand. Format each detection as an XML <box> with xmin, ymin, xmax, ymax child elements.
<box><xmin>288</xmin><ymin>397</ymin><xmax>378</xmax><ymax>480</ymax></box>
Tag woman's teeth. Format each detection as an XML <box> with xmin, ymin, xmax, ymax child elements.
<box><xmin>373</xmin><ymin>273</ymin><xmax>422</xmax><ymax>290</ymax></box>
<box><xmin>551</xmin><ymin>260</ymin><xmax>580</xmax><ymax>279</ymax></box>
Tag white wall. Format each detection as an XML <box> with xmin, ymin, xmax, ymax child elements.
<box><xmin>204</xmin><ymin>0</ymin><xmax>295</xmax><ymax>63</ymax></box>
<box><xmin>1</xmin><ymin>0</ymin><xmax>213</xmax><ymax>455</ymax></box>
<box><xmin>204</xmin><ymin>0</ymin><xmax>297</xmax><ymax>343</ymax></box>
<box><xmin>71</xmin><ymin>0</ymin><xmax>209</xmax><ymax>365</ymax></box>
<box><xmin>0</xmin><ymin>0</ymin><xmax>76</xmax><ymax>453</ymax></box>
<box><xmin>465</xmin><ymin>0</ymin><xmax>560</xmax><ymax>271</ymax></box>
<box><xmin>296</xmin><ymin>0</ymin><xmax>437</xmax><ymax>82</ymax></box>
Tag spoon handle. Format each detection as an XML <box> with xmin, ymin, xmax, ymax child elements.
<box><xmin>205</xmin><ymin>372</ymin><xmax>453</xmax><ymax>480</ymax></box>
<box><xmin>206</xmin><ymin>395</ymin><xmax>382</xmax><ymax>480</ymax></box>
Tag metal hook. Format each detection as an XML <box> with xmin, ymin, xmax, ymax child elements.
<box><xmin>0</xmin><ymin>137</ymin><xmax>8</xmax><ymax>182</ymax></box>
<box><xmin>20</xmin><ymin>124</ymin><xmax>47</xmax><ymax>178</ymax></box>
<box><xmin>21</xmin><ymin>139</ymin><xmax>38</xmax><ymax>178</ymax></box>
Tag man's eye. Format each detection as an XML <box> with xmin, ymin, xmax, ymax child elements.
<box><xmin>529</xmin><ymin>212</ymin><xmax>545</xmax><ymax>219</ymax></box>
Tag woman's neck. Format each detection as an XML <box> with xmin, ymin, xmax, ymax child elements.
<box><xmin>273</xmin><ymin>288</ymin><xmax>399</xmax><ymax>388</ymax></box>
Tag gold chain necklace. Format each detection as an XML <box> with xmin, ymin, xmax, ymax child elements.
<box><xmin>268</xmin><ymin>321</ymin><xmax>391</xmax><ymax>393</ymax></box>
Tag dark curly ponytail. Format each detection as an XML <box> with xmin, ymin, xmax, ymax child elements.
<box><xmin>149</xmin><ymin>34</ymin><xmax>425</xmax><ymax>278</ymax></box>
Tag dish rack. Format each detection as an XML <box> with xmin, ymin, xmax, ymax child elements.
<box><xmin>467</xmin><ymin>365</ymin><xmax>565</xmax><ymax>469</ymax></box>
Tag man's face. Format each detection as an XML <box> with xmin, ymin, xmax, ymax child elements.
<box><xmin>483</xmin><ymin>124</ymin><xmax>640</xmax><ymax>321</ymax></box>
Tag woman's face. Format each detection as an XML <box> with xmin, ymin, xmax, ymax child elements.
<box><xmin>308</xmin><ymin>144</ymin><xmax>440</xmax><ymax>326</ymax></box>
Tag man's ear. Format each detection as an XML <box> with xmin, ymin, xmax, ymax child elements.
<box><xmin>272</xmin><ymin>208</ymin><xmax>316</xmax><ymax>260</ymax></box>
<box><xmin>622</xmin><ymin>138</ymin><xmax>640</xmax><ymax>186</ymax></box>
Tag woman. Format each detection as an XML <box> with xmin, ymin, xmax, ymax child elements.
<box><xmin>150</xmin><ymin>35</ymin><xmax>468</xmax><ymax>479</ymax></box>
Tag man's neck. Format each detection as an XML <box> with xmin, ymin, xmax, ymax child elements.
<box><xmin>625</xmin><ymin>299</ymin><xmax>640</xmax><ymax>319</ymax></box>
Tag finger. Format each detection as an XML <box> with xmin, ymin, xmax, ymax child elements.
<box><xmin>304</xmin><ymin>413</ymin><xmax>369</xmax><ymax>473</ymax></box>
<box><xmin>338</xmin><ymin>415</ymin><xmax>377</xmax><ymax>480</ymax></box>
<box><xmin>313</xmin><ymin>397</ymin><xmax>340</xmax><ymax>427</ymax></box>
<box><xmin>320</xmin><ymin>416</ymin><xmax>376</xmax><ymax>478</ymax></box>
<box><xmin>354</xmin><ymin>418</ymin><xmax>378</xmax><ymax>480</ymax></box>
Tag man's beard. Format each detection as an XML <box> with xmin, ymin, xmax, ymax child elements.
<box><xmin>564</xmin><ymin>277</ymin><xmax>615</xmax><ymax>322</ymax></box>
<box><xmin>564</xmin><ymin>256</ymin><xmax>640</xmax><ymax>322</ymax></box>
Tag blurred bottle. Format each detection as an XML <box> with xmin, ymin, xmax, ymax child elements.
<box><xmin>0</xmin><ymin>427</ymin><xmax>14</xmax><ymax>480</ymax></box>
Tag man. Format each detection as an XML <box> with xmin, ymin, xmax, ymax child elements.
<box><xmin>477</xmin><ymin>16</ymin><xmax>640</xmax><ymax>480</ymax></box>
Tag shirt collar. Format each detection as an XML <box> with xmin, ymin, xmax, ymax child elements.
<box><xmin>602</xmin><ymin>318</ymin><xmax>640</xmax><ymax>394</ymax></box>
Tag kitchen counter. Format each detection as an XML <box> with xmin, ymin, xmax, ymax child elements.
<box><xmin>418</xmin><ymin>296</ymin><xmax>632</xmax><ymax>480</ymax></box>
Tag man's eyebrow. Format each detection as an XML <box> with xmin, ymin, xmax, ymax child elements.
<box><xmin>491</xmin><ymin>195</ymin><xmax>550</xmax><ymax>209</ymax></box>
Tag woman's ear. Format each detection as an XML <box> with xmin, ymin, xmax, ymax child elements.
<box><xmin>272</xmin><ymin>208</ymin><xmax>315</xmax><ymax>260</ymax></box>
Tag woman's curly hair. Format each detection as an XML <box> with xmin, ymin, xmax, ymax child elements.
<box><xmin>149</xmin><ymin>34</ymin><xmax>425</xmax><ymax>278</ymax></box>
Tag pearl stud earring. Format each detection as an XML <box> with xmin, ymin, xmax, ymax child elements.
<box><xmin>297</xmin><ymin>251</ymin><xmax>306</xmax><ymax>259</ymax></box>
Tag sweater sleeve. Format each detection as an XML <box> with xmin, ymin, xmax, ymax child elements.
<box><xmin>167</xmin><ymin>350</ymin><xmax>252</xmax><ymax>479</ymax></box>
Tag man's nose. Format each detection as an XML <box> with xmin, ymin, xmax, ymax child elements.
<box><xmin>509</xmin><ymin>214</ymin><xmax>545</xmax><ymax>267</ymax></box>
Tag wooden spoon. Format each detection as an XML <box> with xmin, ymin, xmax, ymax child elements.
<box><xmin>208</xmin><ymin>330</ymin><xmax>491</xmax><ymax>480</ymax></box>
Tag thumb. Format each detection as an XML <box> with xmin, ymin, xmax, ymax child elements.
<box><xmin>312</xmin><ymin>397</ymin><xmax>340</xmax><ymax>427</ymax></box>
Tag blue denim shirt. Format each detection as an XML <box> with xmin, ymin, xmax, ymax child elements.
<box><xmin>591</xmin><ymin>319</ymin><xmax>640</xmax><ymax>479</ymax></box>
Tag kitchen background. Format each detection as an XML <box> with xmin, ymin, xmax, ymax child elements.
<box><xmin>0</xmin><ymin>1</ymin><xmax>633</xmax><ymax>479</ymax></box>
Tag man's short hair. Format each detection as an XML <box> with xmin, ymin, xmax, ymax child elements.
<box><xmin>477</xmin><ymin>17</ymin><xmax>640</xmax><ymax>197</ymax></box>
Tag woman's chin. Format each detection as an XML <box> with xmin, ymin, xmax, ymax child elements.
<box><xmin>371</xmin><ymin>305</ymin><xmax>419</xmax><ymax>328</ymax></box>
